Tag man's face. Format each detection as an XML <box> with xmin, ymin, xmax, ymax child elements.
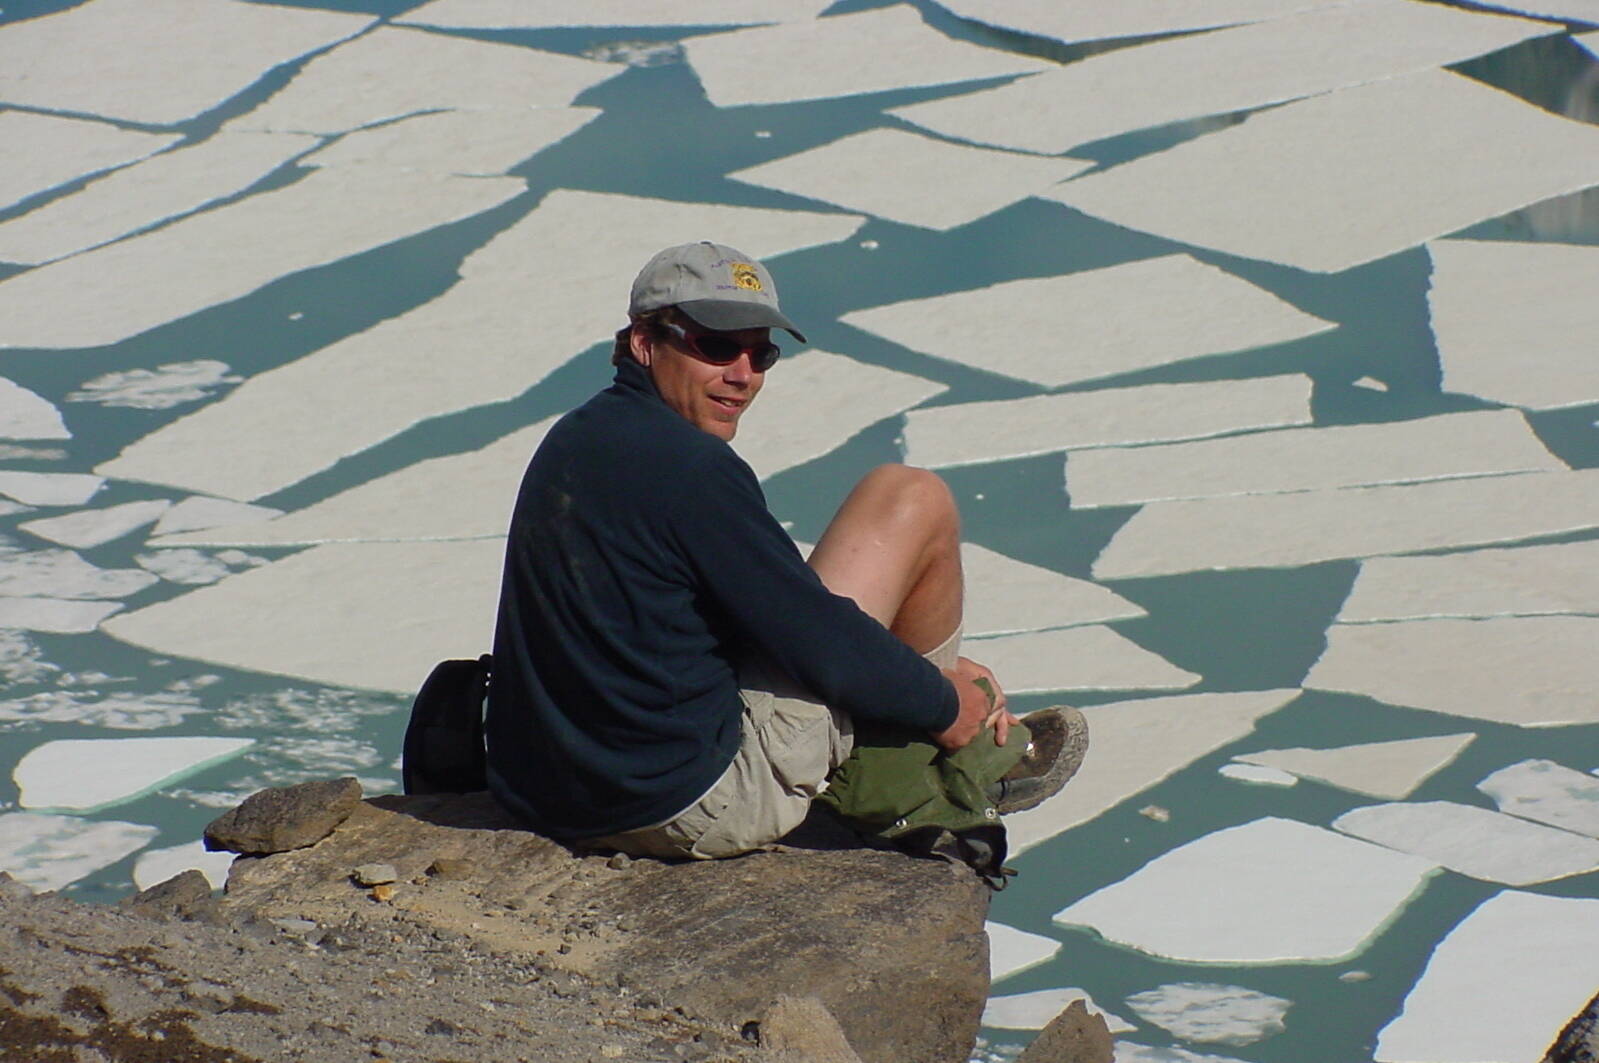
<box><xmin>632</xmin><ymin>319</ymin><xmax>769</xmax><ymax>441</ymax></box>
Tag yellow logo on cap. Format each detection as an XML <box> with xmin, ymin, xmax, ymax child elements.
<box><xmin>731</xmin><ymin>262</ymin><xmax>763</xmax><ymax>292</ymax></box>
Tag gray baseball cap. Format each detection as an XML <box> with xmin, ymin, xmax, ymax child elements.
<box><xmin>628</xmin><ymin>241</ymin><xmax>806</xmax><ymax>342</ymax></box>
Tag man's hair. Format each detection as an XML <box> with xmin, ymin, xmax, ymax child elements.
<box><xmin>611</xmin><ymin>307</ymin><xmax>675</xmax><ymax>366</ymax></box>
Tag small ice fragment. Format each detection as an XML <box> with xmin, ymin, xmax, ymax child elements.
<box><xmin>1123</xmin><ymin>982</ymin><xmax>1291</xmax><ymax>1047</ymax></box>
<box><xmin>20</xmin><ymin>500</ymin><xmax>171</xmax><ymax>549</ymax></box>
<box><xmin>1139</xmin><ymin>804</ymin><xmax>1171</xmax><ymax>822</ymax></box>
<box><xmin>1234</xmin><ymin>734</ymin><xmax>1476</xmax><ymax>800</ymax></box>
<box><xmin>152</xmin><ymin>497</ymin><xmax>283</xmax><ymax>537</ymax></box>
<box><xmin>1478</xmin><ymin>759</ymin><xmax>1599</xmax><ymax>838</ymax></box>
<box><xmin>987</xmin><ymin>920</ymin><xmax>1060</xmax><ymax>982</ymax></box>
<box><xmin>1339</xmin><ymin>970</ymin><xmax>1372</xmax><ymax>983</ymax></box>
<box><xmin>68</xmin><ymin>361</ymin><xmax>241</xmax><ymax>411</ymax></box>
<box><xmin>859</xmin><ymin>239</ymin><xmax>879</xmax><ymax>250</ymax></box>
<box><xmin>0</xmin><ymin>597</ymin><xmax>123</xmax><ymax>633</ymax></box>
<box><xmin>14</xmin><ymin>736</ymin><xmax>255</xmax><ymax>814</ymax></box>
<box><xmin>131</xmin><ymin>839</ymin><xmax>233</xmax><ymax>891</ymax></box>
<box><xmin>0</xmin><ymin>378</ymin><xmax>69</xmax><ymax>440</ymax></box>
<box><xmin>135</xmin><ymin>549</ymin><xmax>232</xmax><ymax>585</ymax></box>
<box><xmin>0</xmin><ymin>471</ymin><xmax>104</xmax><ymax>507</ymax></box>
<box><xmin>1334</xmin><ymin>800</ymin><xmax>1599</xmax><ymax>885</ymax></box>
<box><xmin>755</xmin><ymin>129</ymin><xmax>772</xmax><ymax>138</ymax></box>
<box><xmin>1218</xmin><ymin>763</ymin><xmax>1297</xmax><ymax>787</ymax></box>
<box><xmin>0</xmin><ymin>811</ymin><xmax>157</xmax><ymax>892</ymax></box>
<box><xmin>0</xmin><ymin>548</ymin><xmax>157</xmax><ymax>599</ymax></box>
<box><xmin>1353</xmin><ymin>376</ymin><xmax>1389</xmax><ymax>392</ymax></box>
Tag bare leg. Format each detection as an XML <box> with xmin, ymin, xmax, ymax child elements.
<box><xmin>806</xmin><ymin>464</ymin><xmax>962</xmax><ymax>655</ymax></box>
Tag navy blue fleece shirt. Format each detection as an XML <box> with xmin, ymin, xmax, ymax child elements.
<box><xmin>485</xmin><ymin>357</ymin><xmax>959</xmax><ymax>839</ymax></box>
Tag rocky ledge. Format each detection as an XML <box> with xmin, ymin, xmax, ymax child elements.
<box><xmin>0</xmin><ymin>778</ymin><xmax>1118</xmax><ymax>1063</ymax></box>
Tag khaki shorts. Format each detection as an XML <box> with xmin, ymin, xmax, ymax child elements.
<box><xmin>591</xmin><ymin>628</ymin><xmax>961</xmax><ymax>860</ymax></box>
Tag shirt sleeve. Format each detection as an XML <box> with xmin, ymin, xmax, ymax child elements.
<box><xmin>665</xmin><ymin>445</ymin><xmax>958</xmax><ymax>734</ymax></box>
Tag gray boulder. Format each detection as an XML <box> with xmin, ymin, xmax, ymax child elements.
<box><xmin>1016</xmin><ymin>1000</ymin><xmax>1114</xmax><ymax>1063</ymax></box>
<box><xmin>204</xmin><ymin>777</ymin><xmax>363</xmax><ymax>855</ymax></box>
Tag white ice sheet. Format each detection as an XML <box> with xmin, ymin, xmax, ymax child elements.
<box><xmin>0</xmin><ymin>597</ymin><xmax>123</xmax><ymax>633</ymax></box>
<box><xmin>1054</xmin><ymin>817</ymin><xmax>1437</xmax><ymax>964</ymax></box>
<box><xmin>20</xmin><ymin>500</ymin><xmax>171</xmax><ymax>549</ymax></box>
<box><xmin>901</xmin><ymin>375</ymin><xmax>1314</xmax><ymax>469</ymax></box>
<box><xmin>152</xmin><ymin>497</ymin><xmax>283</xmax><ymax>537</ymax></box>
<box><xmin>1066</xmin><ymin>410</ymin><xmax>1562</xmax><ymax>509</ymax></box>
<box><xmin>930</xmin><ymin>0</ymin><xmax>1348</xmax><ymax>44</ymax></box>
<box><xmin>730</xmin><ymin>349</ymin><xmax>945</xmax><ymax>480</ymax></box>
<box><xmin>1112</xmin><ymin>1046</ymin><xmax>1250</xmax><ymax>1063</ymax></box>
<box><xmin>102</xmin><ymin>540</ymin><xmax>504</xmax><ymax>693</ymax></box>
<box><xmin>0</xmin><ymin>548</ymin><xmax>157</xmax><ymax>599</ymax></box>
<box><xmin>0</xmin><ymin>0</ymin><xmax>372</xmax><ymax>125</ymax></box>
<box><xmin>397</xmin><ymin>0</ymin><xmax>833</xmax><ymax>28</ymax></box>
<box><xmin>0</xmin><ymin>131</ymin><xmax>315</xmax><ymax>266</ymax></box>
<box><xmin>231</xmin><ymin>26</ymin><xmax>618</xmax><ymax>134</ymax></box>
<box><xmin>1468</xmin><ymin>0</ymin><xmax>1599</xmax><ymax>21</ymax></box>
<box><xmin>1478</xmin><ymin>759</ymin><xmax>1599</xmax><ymax>838</ymax></box>
<box><xmin>1336</xmin><ymin>800</ymin><xmax>1599</xmax><ymax>885</ymax></box>
<box><xmin>1307</xmin><ymin>616</ymin><xmax>1599</xmax><ymax>726</ymax></box>
<box><xmin>961</xmin><ymin>544</ymin><xmax>1143</xmax><ymax>638</ymax></box>
<box><xmin>0</xmin><ymin>378</ymin><xmax>68</xmax><ymax>439</ymax></box>
<box><xmin>131</xmin><ymin>839</ymin><xmax>233</xmax><ymax>892</ymax></box>
<box><xmin>14</xmin><ymin>736</ymin><xmax>254</xmax><ymax>813</ymax></box>
<box><xmin>1429</xmin><ymin>238</ymin><xmax>1599</xmax><ymax>410</ymax></box>
<box><xmin>1234</xmin><ymin>734</ymin><xmax>1475</xmax><ymax>800</ymax></box>
<box><xmin>682</xmin><ymin>6</ymin><xmax>1049</xmax><ymax>108</ymax></box>
<box><xmin>0</xmin><ymin>112</ymin><xmax>178</xmax><ymax>213</ymax></box>
<box><xmin>302</xmin><ymin>106</ymin><xmax>599</xmax><ymax>175</ymax></box>
<box><xmin>68</xmin><ymin>360</ymin><xmax>241</xmax><ymax>410</ymax></box>
<box><xmin>963</xmin><ymin>626</ymin><xmax>1198</xmax><ymax>694</ymax></box>
<box><xmin>0</xmin><ymin>167</ymin><xmax>523</xmax><ymax>351</ymax></box>
<box><xmin>1217</xmin><ymin>763</ymin><xmax>1297</xmax><ymax>787</ymax></box>
<box><xmin>1338</xmin><ymin>539</ymin><xmax>1599</xmax><ymax>622</ymax></box>
<box><xmin>1376</xmin><ymin>891</ymin><xmax>1599</xmax><ymax>1063</ymax></box>
<box><xmin>0</xmin><ymin>811</ymin><xmax>157</xmax><ymax>892</ymax></box>
<box><xmin>1580</xmin><ymin>30</ymin><xmax>1599</xmax><ymax>57</ymax></box>
<box><xmin>1123</xmin><ymin>983</ymin><xmax>1291</xmax><ymax>1047</ymax></box>
<box><xmin>1005</xmin><ymin>690</ymin><xmax>1298</xmax><ymax>854</ymax></box>
<box><xmin>729</xmin><ymin>128</ymin><xmax>1090</xmax><ymax>231</ymax></box>
<box><xmin>982</xmin><ymin>988</ymin><xmax>1135</xmax><ymax>1033</ymax></box>
<box><xmin>152</xmin><ymin>419</ymin><xmax>556</xmax><ymax>548</ymax></box>
<box><xmin>841</xmin><ymin>255</ymin><xmax>1333</xmax><ymax>388</ymax></box>
<box><xmin>986</xmin><ymin>920</ymin><xmax>1061</xmax><ymax>982</ymax></box>
<box><xmin>896</xmin><ymin>0</ymin><xmax>1551</xmax><ymax>155</ymax></box>
<box><xmin>1092</xmin><ymin>469</ymin><xmax>1599</xmax><ymax>579</ymax></box>
<box><xmin>1042</xmin><ymin>70</ymin><xmax>1599</xmax><ymax>273</ymax></box>
<box><xmin>96</xmin><ymin>191</ymin><xmax>862</xmax><ymax>501</ymax></box>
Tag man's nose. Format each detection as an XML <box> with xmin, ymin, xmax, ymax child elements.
<box><xmin>722</xmin><ymin>354</ymin><xmax>756</xmax><ymax>384</ymax></box>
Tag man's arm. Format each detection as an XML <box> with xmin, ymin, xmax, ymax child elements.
<box><xmin>933</xmin><ymin>656</ymin><xmax>1019</xmax><ymax>751</ymax></box>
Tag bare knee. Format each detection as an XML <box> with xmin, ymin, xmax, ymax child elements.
<box><xmin>854</xmin><ymin>464</ymin><xmax>959</xmax><ymax>540</ymax></box>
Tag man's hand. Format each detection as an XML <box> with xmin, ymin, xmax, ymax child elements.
<box><xmin>932</xmin><ymin>656</ymin><xmax>1018</xmax><ymax>751</ymax></box>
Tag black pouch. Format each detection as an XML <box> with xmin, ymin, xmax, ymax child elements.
<box><xmin>402</xmin><ymin>654</ymin><xmax>492</xmax><ymax>795</ymax></box>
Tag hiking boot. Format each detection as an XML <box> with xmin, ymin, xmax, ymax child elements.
<box><xmin>989</xmin><ymin>707</ymin><xmax>1088</xmax><ymax>815</ymax></box>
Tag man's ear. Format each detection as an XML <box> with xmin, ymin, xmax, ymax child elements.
<box><xmin>628</xmin><ymin>323</ymin><xmax>653</xmax><ymax>367</ymax></box>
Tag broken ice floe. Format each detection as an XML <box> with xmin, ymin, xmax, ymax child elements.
<box><xmin>0</xmin><ymin>548</ymin><xmax>157</xmax><ymax>599</ymax></box>
<box><xmin>729</xmin><ymin>128</ymin><xmax>1091</xmax><ymax>231</ymax></box>
<box><xmin>901</xmin><ymin>376</ymin><xmax>1314</xmax><ymax>470</ymax></box>
<box><xmin>151</xmin><ymin>497</ymin><xmax>283</xmax><ymax>537</ymax></box>
<box><xmin>0</xmin><ymin>630</ymin><xmax>58</xmax><ymax>685</ymax></box>
<box><xmin>14</xmin><ymin>736</ymin><xmax>255</xmax><ymax>814</ymax></box>
<box><xmin>1307</xmin><ymin>616</ymin><xmax>1599</xmax><ymax>726</ymax></box>
<box><xmin>0</xmin><ymin>111</ymin><xmax>179</xmax><ymax>213</ymax></box>
<box><xmin>983</xmin><ymin>988</ymin><xmax>1135</xmax><ymax>1033</ymax></box>
<box><xmin>682</xmin><ymin>6</ymin><xmax>1049</xmax><ymax>108</ymax></box>
<box><xmin>929</xmin><ymin>0</ymin><xmax>1349</xmax><ymax>44</ymax></box>
<box><xmin>1466</xmin><ymin>0</ymin><xmax>1599</xmax><ymax>22</ymax></box>
<box><xmin>0</xmin><ymin>132</ymin><xmax>316</xmax><ymax>266</ymax></box>
<box><xmin>1123</xmin><ymin>983</ymin><xmax>1291</xmax><ymax>1047</ymax></box>
<box><xmin>67</xmin><ymin>360</ymin><xmax>242</xmax><ymax>411</ymax></box>
<box><xmin>95</xmin><ymin>191</ymin><xmax>862</xmax><ymax>502</ymax></box>
<box><xmin>1092</xmin><ymin>469</ymin><xmax>1599</xmax><ymax>579</ymax></box>
<box><xmin>0</xmin><ymin>168</ymin><xmax>523</xmax><ymax>350</ymax></box>
<box><xmin>1216</xmin><ymin>763</ymin><xmax>1297</xmax><ymax>787</ymax></box>
<box><xmin>0</xmin><ymin>689</ymin><xmax>206</xmax><ymax>731</ymax></box>
<box><xmin>1053</xmin><ymin>817</ymin><xmax>1437</xmax><ymax>964</ymax></box>
<box><xmin>1005</xmin><ymin>690</ymin><xmax>1299</xmax><ymax>855</ymax></box>
<box><xmin>231</xmin><ymin>26</ymin><xmax>618</xmax><ymax>135</ymax></box>
<box><xmin>396</xmin><ymin>0</ymin><xmax>832</xmax><ymax>28</ymax></box>
<box><xmin>1430</xmin><ymin>239</ymin><xmax>1599</xmax><ymax>410</ymax></box>
<box><xmin>842</xmin><ymin>255</ymin><xmax>1333</xmax><ymax>389</ymax></box>
<box><xmin>0</xmin><ymin>597</ymin><xmax>122</xmax><ymax>634</ymax></box>
<box><xmin>1581</xmin><ymin>30</ymin><xmax>1599</xmax><ymax>58</ymax></box>
<box><xmin>731</xmin><ymin>350</ymin><xmax>945</xmax><ymax>480</ymax></box>
<box><xmin>986</xmin><ymin>921</ymin><xmax>1061</xmax><ymax>982</ymax></box>
<box><xmin>19</xmin><ymin>500</ymin><xmax>171</xmax><ymax>549</ymax></box>
<box><xmin>1478</xmin><ymin>759</ymin><xmax>1599</xmax><ymax>838</ymax></box>
<box><xmin>1375</xmin><ymin>891</ymin><xmax>1599</xmax><ymax>1063</ymax></box>
<box><xmin>961</xmin><ymin>544</ymin><xmax>1143</xmax><ymax>638</ymax></box>
<box><xmin>302</xmin><ymin>106</ymin><xmax>600</xmax><ymax>176</ymax></box>
<box><xmin>0</xmin><ymin>378</ymin><xmax>68</xmax><ymax>440</ymax></box>
<box><xmin>1112</xmin><ymin>1045</ymin><xmax>1251</xmax><ymax>1063</ymax></box>
<box><xmin>1233</xmin><ymin>734</ymin><xmax>1475</xmax><ymax>800</ymax></box>
<box><xmin>1065</xmin><ymin>409</ymin><xmax>1562</xmax><ymax>509</ymax></box>
<box><xmin>896</xmin><ymin>0</ymin><xmax>1550</xmax><ymax>155</ymax></box>
<box><xmin>135</xmin><ymin>549</ymin><xmax>236</xmax><ymax>586</ymax></box>
<box><xmin>1041</xmin><ymin>70</ymin><xmax>1599</xmax><ymax>273</ymax></box>
<box><xmin>103</xmin><ymin>540</ymin><xmax>503</xmax><ymax>694</ymax></box>
<box><xmin>0</xmin><ymin>0</ymin><xmax>372</xmax><ymax>125</ymax></box>
<box><xmin>1334</xmin><ymin>800</ymin><xmax>1599</xmax><ymax>885</ymax></box>
<box><xmin>131</xmin><ymin>839</ymin><xmax>234</xmax><ymax>892</ymax></box>
<box><xmin>1337</xmin><ymin>539</ymin><xmax>1599</xmax><ymax>622</ymax></box>
<box><xmin>963</xmin><ymin>627</ymin><xmax>1198</xmax><ymax>694</ymax></box>
<box><xmin>0</xmin><ymin>811</ymin><xmax>157</xmax><ymax>892</ymax></box>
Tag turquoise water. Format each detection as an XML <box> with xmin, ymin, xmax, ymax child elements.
<box><xmin>3</xmin><ymin>1</ymin><xmax>1599</xmax><ymax>1059</ymax></box>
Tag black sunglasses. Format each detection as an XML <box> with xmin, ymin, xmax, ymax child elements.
<box><xmin>662</xmin><ymin>320</ymin><xmax>781</xmax><ymax>372</ymax></box>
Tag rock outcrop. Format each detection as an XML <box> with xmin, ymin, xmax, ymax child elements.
<box><xmin>1547</xmin><ymin>990</ymin><xmax>1599</xmax><ymax>1063</ymax></box>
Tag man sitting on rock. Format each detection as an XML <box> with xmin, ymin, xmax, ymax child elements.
<box><xmin>485</xmin><ymin>241</ymin><xmax>1085</xmax><ymax>865</ymax></box>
